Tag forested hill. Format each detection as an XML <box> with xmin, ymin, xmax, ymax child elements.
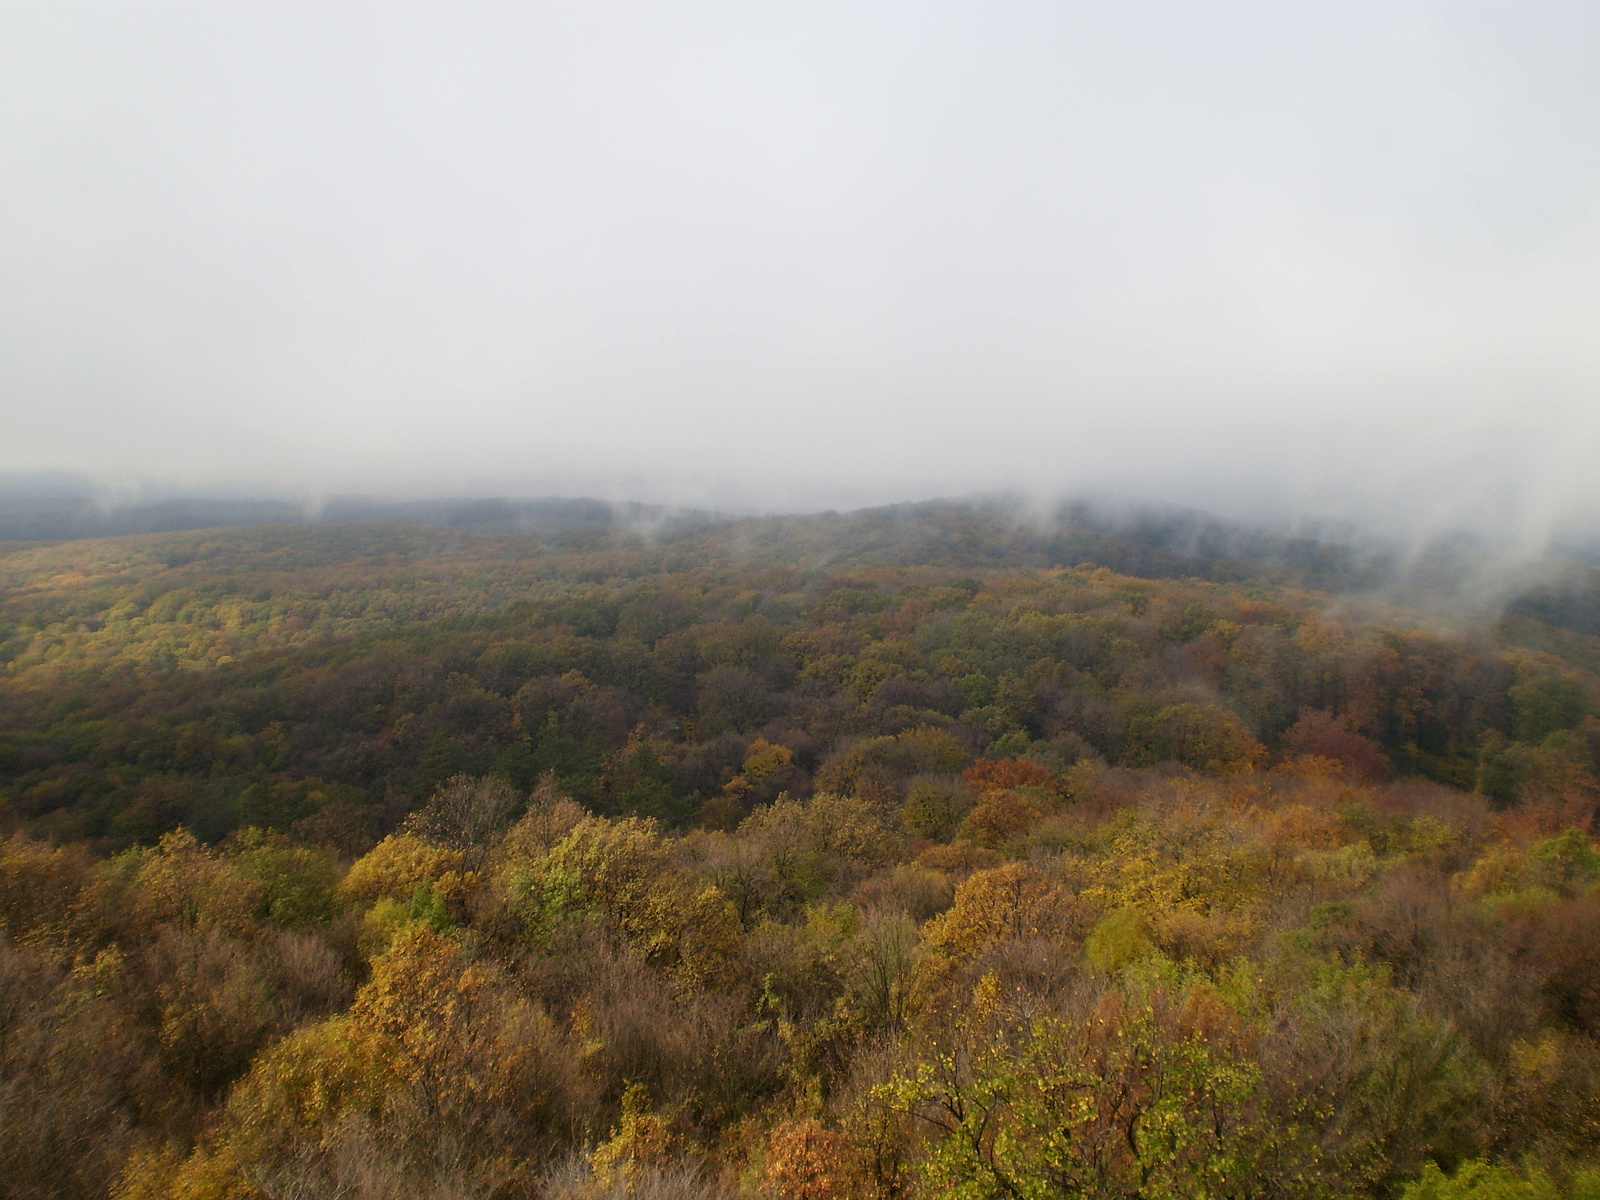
<box><xmin>4</xmin><ymin>505</ymin><xmax>1600</xmax><ymax>1199</ymax></box>
<box><xmin>0</xmin><ymin>504</ymin><xmax>1594</xmax><ymax>849</ymax></box>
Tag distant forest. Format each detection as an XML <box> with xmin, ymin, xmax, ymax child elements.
<box><xmin>3</xmin><ymin>503</ymin><xmax>1599</xmax><ymax>1199</ymax></box>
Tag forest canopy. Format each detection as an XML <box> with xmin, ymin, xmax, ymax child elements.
<box><xmin>2</xmin><ymin>506</ymin><xmax>1599</xmax><ymax>1199</ymax></box>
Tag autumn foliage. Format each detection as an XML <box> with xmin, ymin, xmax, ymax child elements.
<box><xmin>1</xmin><ymin>517</ymin><xmax>1599</xmax><ymax>1196</ymax></box>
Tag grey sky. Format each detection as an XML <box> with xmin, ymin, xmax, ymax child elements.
<box><xmin>2</xmin><ymin>3</ymin><xmax>1597</xmax><ymax>543</ymax></box>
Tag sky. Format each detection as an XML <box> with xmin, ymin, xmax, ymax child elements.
<box><xmin>2</xmin><ymin>2</ymin><xmax>1598</xmax><ymax>545</ymax></box>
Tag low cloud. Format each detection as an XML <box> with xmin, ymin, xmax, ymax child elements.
<box><xmin>2</xmin><ymin>4</ymin><xmax>1597</xmax><ymax>550</ymax></box>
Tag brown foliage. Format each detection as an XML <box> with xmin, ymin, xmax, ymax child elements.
<box><xmin>1281</xmin><ymin>709</ymin><xmax>1392</xmax><ymax>782</ymax></box>
<box><xmin>0</xmin><ymin>834</ymin><xmax>94</xmax><ymax>946</ymax></box>
<box><xmin>140</xmin><ymin>924</ymin><xmax>276</xmax><ymax>1100</ymax></box>
<box><xmin>922</xmin><ymin>861</ymin><xmax>1081</xmax><ymax>968</ymax></box>
<box><xmin>956</xmin><ymin>789</ymin><xmax>1046</xmax><ymax>847</ymax></box>
<box><xmin>0</xmin><ymin>940</ymin><xmax>150</xmax><ymax>1200</ymax></box>
<box><xmin>962</xmin><ymin>757</ymin><xmax>1058</xmax><ymax>794</ymax></box>
<box><xmin>763</xmin><ymin>1118</ymin><xmax>855</xmax><ymax>1200</ymax></box>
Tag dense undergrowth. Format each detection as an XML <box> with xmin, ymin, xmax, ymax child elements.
<box><xmin>2</xmin><ymin>511</ymin><xmax>1599</xmax><ymax>1198</ymax></box>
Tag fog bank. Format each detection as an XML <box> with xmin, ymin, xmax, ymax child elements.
<box><xmin>3</xmin><ymin>4</ymin><xmax>1597</xmax><ymax>548</ymax></box>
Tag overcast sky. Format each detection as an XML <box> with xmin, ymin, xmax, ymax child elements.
<box><xmin>2</xmin><ymin>3</ymin><xmax>1597</xmax><ymax>542</ymax></box>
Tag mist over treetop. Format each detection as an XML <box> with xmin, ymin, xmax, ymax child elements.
<box><xmin>3</xmin><ymin>4</ymin><xmax>1598</xmax><ymax>533</ymax></box>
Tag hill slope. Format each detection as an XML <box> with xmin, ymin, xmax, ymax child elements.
<box><xmin>2</xmin><ymin>504</ymin><xmax>1599</xmax><ymax>1199</ymax></box>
